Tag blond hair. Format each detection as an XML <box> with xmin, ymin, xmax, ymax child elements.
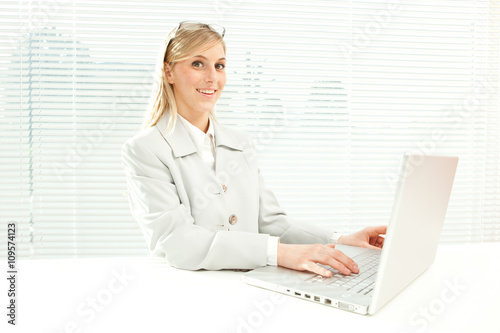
<box><xmin>143</xmin><ymin>23</ymin><xmax>226</xmax><ymax>130</ymax></box>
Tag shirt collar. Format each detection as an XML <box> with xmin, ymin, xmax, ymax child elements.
<box><xmin>177</xmin><ymin>114</ymin><xmax>215</xmax><ymax>151</ymax></box>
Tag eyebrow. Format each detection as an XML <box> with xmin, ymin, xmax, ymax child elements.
<box><xmin>193</xmin><ymin>55</ymin><xmax>226</xmax><ymax>61</ymax></box>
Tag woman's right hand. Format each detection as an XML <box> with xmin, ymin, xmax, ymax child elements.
<box><xmin>277</xmin><ymin>242</ymin><xmax>359</xmax><ymax>277</ymax></box>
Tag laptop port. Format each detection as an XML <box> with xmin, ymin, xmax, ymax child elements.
<box><xmin>314</xmin><ymin>296</ymin><xmax>320</xmax><ymax>302</ymax></box>
<box><xmin>325</xmin><ymin>298</ymin><xmax>332</xmax><ymax>305</ymax></box>
<box><xmin>295</xmin><ymin>292</ymin><xmax>301</xmax><ymax>296</ymax></box>
<box><xmin>305</xmin><ymin>294</ymin><xmax>311</xmax><ymax>299</ymax></box>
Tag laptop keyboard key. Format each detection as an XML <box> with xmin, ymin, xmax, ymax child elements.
<box><xmin>305</xmin><ymin>251</ymin><xmax>380</xmax><ymax>294</ymax></box>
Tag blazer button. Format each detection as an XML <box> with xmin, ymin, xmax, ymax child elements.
<box><xmin>228</xmin><ymin>214</ymin><xmax>238</xmax><ymax>225</ymax></box>
<box><xmin>222</xmin><ymin>184</ymin><xmax>227</xmax><ymax>192</ymax></box>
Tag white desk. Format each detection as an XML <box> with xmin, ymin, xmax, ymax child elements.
<box><xmin>3</xmin><ymin>243</ymin><xmax>499</xmax><ymax>333</ymax></box>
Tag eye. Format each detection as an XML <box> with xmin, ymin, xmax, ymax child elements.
<box><xmin>192</xmin><ymin>60</ymin><xmax>203</xmax><ymax>68</ymax></box>
<box><xmin>215</xmin><ymin>63</ymin><xmax>225</xmax><ymax>70</ymax></box>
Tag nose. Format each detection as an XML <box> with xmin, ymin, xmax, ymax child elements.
<box><xmin>205</xmin><ymin>67</ymin><xmax>217</xmax><ymax>83</ymax></box>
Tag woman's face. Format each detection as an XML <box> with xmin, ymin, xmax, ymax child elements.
<box><xmin>165</xmin><ymin>42</ymin><xmax>226</xmax><ymax>120</ymax></box>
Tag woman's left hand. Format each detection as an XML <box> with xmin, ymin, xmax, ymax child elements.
<box><xmin>337</xmin><ymin>225</ymin><xmax>387</xmax><ymax>250</ymax></box>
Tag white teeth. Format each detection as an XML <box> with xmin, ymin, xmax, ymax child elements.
<box><xmin>197</xmin><ymin>89</ymin><xmax>215</xmax><ymax>94</ymax></box>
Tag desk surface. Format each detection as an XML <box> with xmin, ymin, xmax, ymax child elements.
<box><xmin>3</xmin><ymin>243</ymin><xmax>500</xmax><ymax>333</ymax></box>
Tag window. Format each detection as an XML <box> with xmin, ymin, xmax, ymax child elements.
<box><xmin>2</xmin><ymin>0</ymin><xmax>499</xmax><ymax>258</ymax></box>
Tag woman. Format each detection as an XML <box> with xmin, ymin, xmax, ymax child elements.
<box><xmin>122</xmin><ymin>22</ymin><xmax>386</xmax><ymax>277</ymax></box>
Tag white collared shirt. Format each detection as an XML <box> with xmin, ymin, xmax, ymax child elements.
<box><xmin>177</xmin><ymin>114</ymin><xmax>280</xmax><ymax>266</ymax></box>
<box><xmin>178</xmin><ymin>114</ymin><xmax>216</xmax><ymax>172</ymax></box>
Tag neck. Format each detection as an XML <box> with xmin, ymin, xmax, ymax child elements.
<box><xmin>178</xmin><ymin>111</ymin><xmax>210</xmax><ymax>133</ymax></box>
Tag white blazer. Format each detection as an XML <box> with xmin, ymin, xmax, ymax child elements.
<box><xmin>122</xmin><ymin>114</ymin><xmax>335</xmax><ymax>270</ymax></box>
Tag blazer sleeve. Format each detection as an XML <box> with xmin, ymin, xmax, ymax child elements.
<box><xmin>122</xmin><ymin>138</ymin><xmax>269</xmax><ymax>271</ymax></box>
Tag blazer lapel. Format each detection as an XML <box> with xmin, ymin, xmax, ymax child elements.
<box><xmin>212</xmin><ymin>120</ymin><xmax>244</xmax><ymax>152</ymax></box>
<box><xmin>156</xmin><ymin>114</ymin><xmax>197</xmax><ymax>158</ymax></box>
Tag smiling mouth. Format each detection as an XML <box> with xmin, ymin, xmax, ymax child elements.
<box><xmin>196</xmin><ymin>89</ymin><xmax>216</xmax><ymax>95</ymax></box>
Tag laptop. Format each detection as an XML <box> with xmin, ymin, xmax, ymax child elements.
<box><xmin>242</xmin><ymin>154</ymin><xmax>458</xmax><ymax>315</ymax></box>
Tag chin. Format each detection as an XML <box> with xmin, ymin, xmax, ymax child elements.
<box><xmin>200</xmin><ymin>105</ymin><xmax>216</xmax><ymax>113</ymax></box>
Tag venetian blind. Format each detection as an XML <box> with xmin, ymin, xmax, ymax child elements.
<box><xmin>1</xmin><ymin>0</ymin><xmax>499</xmax><ymax>258</ymax></box>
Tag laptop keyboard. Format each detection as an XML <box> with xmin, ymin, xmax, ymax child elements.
<box><xmin>306</xmin><ymin>251</ymin><xmax>380</xmax><ymax>296</ymax></box>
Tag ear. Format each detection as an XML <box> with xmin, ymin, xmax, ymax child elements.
<box><xmin>164</xmin><ymin>62</ymin><xmax>174</xmax><ymax>84</ymax></box>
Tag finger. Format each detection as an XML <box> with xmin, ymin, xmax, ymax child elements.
<box><xmin>302</xmin><ymin>261</ymin><xmax>332</xmax><ymax>277</ymax></box>
<box><xmin>371</xmin><ymin>225</ymin><xmax>387</xmax><ymax>236</ymax></box>
<box><xmin>369</xmin><ymin>234</ymin><xmax>385</xmax><ymax>246</ymax></box>
<box><xmin>375</xmin><ymin>236</ymin><xmax>385</xmax><ymax>247</ymax></box>
<box><xmin>324</xmin><ymin>258</ymin><xmax>351</xmax><ymax>275</ymax></box>
<box><xmin>325</xmin><ymin>243</ymin><xmax>336</xmax><ymax>249</ymax></box>
<box><xmin>369</xmin><ymin>235</ymin><xmax>384</xmax><ymax>247</ymax></box>
<box><xmin>311</xmin><ymin>246</ymin><xmax>351</xmax><ymax>275</ymax></box>
<box><xmin>331</xmin><ymin>249</ymin><xmax>359</xmax><ymax>273</ymax></box>
<box><xmin>363</xmin><ymin>243</ymin><xmax>383</xmax><ymax>250</ymax></box>
<box><xmin>325</xmin><ymin>249</ymin><xmax>359</xmax><ymax>274</ymax></box>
